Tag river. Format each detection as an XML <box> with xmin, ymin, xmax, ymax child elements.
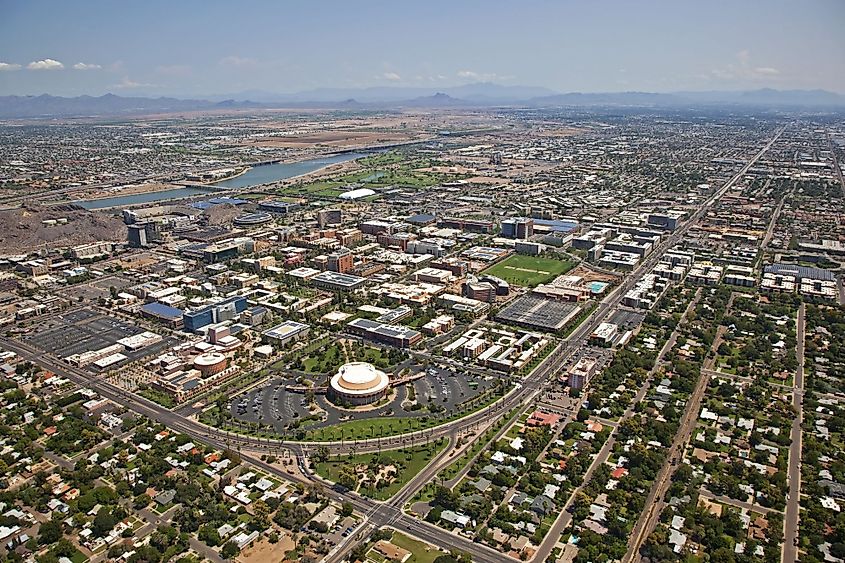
<box><xmin>75</xmin><ymin>152</ymin><xmax>366</xmax><ymax>210</ymax></box>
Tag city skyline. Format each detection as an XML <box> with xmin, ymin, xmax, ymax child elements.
<box><xmin>1</xmin><ymin>0</ymin><xmax>844</xmax><ymax>97</ymax></box>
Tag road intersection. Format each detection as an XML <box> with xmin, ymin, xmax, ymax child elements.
<box><xmin>0</xmin><ymin>128</ymin><xmax>786</xmax><ymax>562</ymax></box>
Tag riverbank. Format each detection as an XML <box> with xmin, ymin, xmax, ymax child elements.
<box><xmin>74</xmin><ymin>152</ymin><xmax>368</xmax><ymax>210</ymax></box>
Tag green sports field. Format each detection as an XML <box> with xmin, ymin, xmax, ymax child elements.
<box><xmin>481</xmin><ymin>254</ymin><xmax>574</xmax><ymax>286</ymax></box>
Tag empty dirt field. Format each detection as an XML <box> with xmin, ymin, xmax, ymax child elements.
<box><xmin>243</xmin><ymin>130</ymin><xmax>421</xmax><ymax>149</ymax></box>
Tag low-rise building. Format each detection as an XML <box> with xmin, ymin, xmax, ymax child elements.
<box><xmin>262</xmin><ymin>320</ymin><xmax>310</xmax><ymax>348</ymax></box>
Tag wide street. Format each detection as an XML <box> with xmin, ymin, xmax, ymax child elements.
<box><xmin>782</xmin><ymin>302</ymin><xmax>806</xmax><ymax>563</ymax></box>
<box><xmin>0</xmin><ymin>127</ymin><xmax>788</xmax><ymax>562</ymax></box>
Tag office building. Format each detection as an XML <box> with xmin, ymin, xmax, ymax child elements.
<box><xmin>311</xmin><ymin>271</ymin><xmax>367</xmax><ymax>292</ymax></box>
<box><xmin>127</xmin><ymin>224</ymin><xmax>147</xmax><ymax>248</ymax></box>
<box><xmin>317</xmin><ymin>208</ymin><xmax>342</xmax><ymax>227</ymax></box>
<box><xmin>262</xmin><ymin>320</ymin><xmax>310</xmax><ymax>348</ymax></box>
<box><xmin>258</xmin><ymin>200</ymin><xmax>299</xmax><ymax>214</ymax></box>
<box><xmin>139</xmin><ymin>302</ymin><xmax>184</xmax><ymax>328</ymax></box>
<box><xmin>647</xmin><ymin>211</ymin><xmax>686</xmax><ymax>231</ymax></box>
<box><xmin>347</xmin><ymin>318</ymin><xmax>422</xmax><ymax>348</ymax></box>
<box><xmin>438</xmin><ymin>217</ymin><xmax>494</xmax><ymax>234</ymax></box>
<box><xmin>359</xmin><ymin>219</ymin><xmax>402</xmax><ymax>235</ymax></box>
<box><xmin>501</xmin><ymin>217</ymin><xmax>534</xmax><ymax>239</ymax></box>
<box><xmin>71</xmin><ymin>241</ymin><xmax>113</xmax><ymax>259</ymax></box>
<box><xmin>183</xmin><ymin>296</ymin><xmax>248</xmax><ymax>333</ymax></box>
<box><xmin>327</xmin><ymin>247</ymin><xmax>354</xmax><ymax>273</ymax></box>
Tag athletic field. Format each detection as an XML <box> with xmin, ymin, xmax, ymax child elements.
<box><xmin>481</xmin><ymin>254</ymin><xmax>574</xmax><ymax>286</ymax></box>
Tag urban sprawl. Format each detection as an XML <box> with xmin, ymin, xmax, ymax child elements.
<box><xmin>0</xmin><ymin>107</ymin><xmax>843</xmax><ymax>563</ymax></box>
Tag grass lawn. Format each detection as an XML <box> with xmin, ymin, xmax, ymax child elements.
<box><xmin>357</xmin><ymin>151</ymin><xmax>407</xmax><ymax>167</ymax></box>
<box><xmin>481</xmin><ymin>254</ymin><xmax>574</xmax><ymax>287</ymax></box>
<box><xmin>304</xmin><ymin>415</ymin><xmax>436</xmax><ymax>442</ymax></box>
<box><xmin>69</xmin><ymin>549</ymin><xmax>89</xmax><ymax>563</ymax></box>
<box><xmin>388</xmin><ymin>531</ymin><xmax>444</xmax><ymax>563</ymax></box>
<box><xmin>352</xmin><ymin>345</ymin><xmax>399</xmax><ymax>369</ymax></box>
<box><xmin>138</xmin><ymin>388</ymin><xmax>175</xmax><ymax>408</ymax></box>
<box><xmin>314</xmin><ymin>441</ymin><xmax>446</xmax><ymax>500</ymax></box>
<box><xmin>301</xmin><ymin>344</ymin><xmax>344</xmax><ymax>373</ymax></box>
<box><xmin>302</xmin><ymin>384</ymin><xmax>508</xmax><ymax>441</ymax></box>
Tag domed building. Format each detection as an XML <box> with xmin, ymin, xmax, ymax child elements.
<box><xmin>328</xmin><ymin>362</ymin><xmax>390</xmax><ymax>406</ymax></box>
<box><xmin>193</xmin><ymin>352</ymin><xmax>228</xmax><ymax>377</ymax></box>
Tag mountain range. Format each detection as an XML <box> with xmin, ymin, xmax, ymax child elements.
<box><xmin>1</xmin><ymin>85</ymin><xmax>844</xmax><ymax>119</ymax></box>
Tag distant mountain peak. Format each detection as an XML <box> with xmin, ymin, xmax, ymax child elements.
<box><xmin>0</xmin><ymin>87</ymin><xmax>842</xmax><ymax>119</ymax></box>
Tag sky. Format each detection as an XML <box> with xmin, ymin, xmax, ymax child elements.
<box><xmin>1</xmin><ymin>0</ymin><xmax>844</xmax><ymax>97</ymax></box>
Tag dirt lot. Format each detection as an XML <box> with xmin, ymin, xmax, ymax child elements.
<box><xmin>73</xmin><ymin>182</ymin><xmax>177</xmax><ymax>201</ymax></box>
<box><xmin>243</xmin><ymin>130</ymin><xmax>419</xmax><ymax>149</ymax></box>
<box><xmin>569</xmin><ymin>263</ymin><xmax>620</xmax><ymax>283</ymax></box>
<box><xmin>237</xmin><ymin>532</ymin><xmax>295</xmax><ymax>563</ymax></box>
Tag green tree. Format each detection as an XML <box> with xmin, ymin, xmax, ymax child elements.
<box><xmin>198</xmin><ymin>525</ymin><xmax>221</xmax><ymax>547</ymax></box>
<box><xmin>38</xmin><ymin>520</ymin><xmax>62</xmax><ymax>545</ymax></box>
<box><xmin>221</xmin><ymin>541</ymin><xmax>239</xmax><ymax>560</ymax></box>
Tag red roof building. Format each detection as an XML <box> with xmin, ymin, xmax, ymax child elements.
<box><xmin>526</xmin><ymin>411</ymin><xmax>561</xmax><ymax>427</ymax></box>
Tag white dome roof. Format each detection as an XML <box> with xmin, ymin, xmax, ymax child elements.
<box><xmin>330</xmin><ymin>362</ymin><xmax>389</xmax><ymax>396</ymax></box>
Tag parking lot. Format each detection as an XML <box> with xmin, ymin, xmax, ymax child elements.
<box><xmin>23</xmin><ymin>308</ymin><xmax>174</xmax><ymax>372</ymax></box>
<box><xmin>230</xmin><ymin>364</ymin><xmax>495</xmax><ymax>433</ymax></box>
<box><xmin>609</xmin><ymin>308</ymin><xmax>646</xmax><ymax>331</ymax></box>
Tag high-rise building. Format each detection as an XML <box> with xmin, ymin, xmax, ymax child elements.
<box><xmin>327</xmin><ymin>247</ymin><xmax>354</xmax><ymax>273</ymax></box>
<box><xmin>127</xmin><ymin>225</ymin><xmax>147</xmax><ymax>248</ymax></box>
<box><xmin>183</xmin><ymin>295</ymin><xmax>248</xmax><ymax>332</ymax></box>
<box><xmin>501</xmin><ymin>217</ymin><xmax>534</xmax><ymax>239</ymax></box>
<box><xmin>128</xmin><ymin>221</ymin><xmax>163</xmax><ymax>247</ymax></box>
<box><xmin>317</xmin><ymin>208</ymin><xmax>342</xmax><ymax>228</ymax></box>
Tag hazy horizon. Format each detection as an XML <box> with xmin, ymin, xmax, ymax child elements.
<box><xmin>1</xmin><ymin>0</ymin><xmax>844</xmax><ymax>97</ymax></box>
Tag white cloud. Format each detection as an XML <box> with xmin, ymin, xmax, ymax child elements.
<box><xmin>72</xmin><ymin>62</ymin><xmax>101</xmax><ymax>70</ymax></box>
<box><xmin>27</xmin><ymin>58</ymin><xmax>64</xmax><ymax>70</ymax></box>
<box><xmin>382</xmin><ymin>71</ymin><xmax>401</xmax><ymax>81</ymax></box>
<box><xmin>156</xmin><ymin>64</ymin><xmax>191</xmax><ymax>76</ymax></box>
<box><xmin>753</xmin><ymin>67</ymin><xmax>780</xmax><ymax>76</ymax></box>
<box><xmin>457</xmin><ymin>69</ymin><xmax>512</xmax><ymax>82</ymax></box>
<box><xmin>113</xmin><ymin>77</ymin><xmax>155</xmax><ymax>89</ymax></box>
<box><xmin>709</xmin><ymin>50</ymin><xmax>781</xmax><ymax>82</ymax></box>
<box><xmin>219</xmin><ymin>55</ymin><xmax>257</xmax><ymax>68</ymax></box>
<box><xmin>0</xmin><ymin>62</ymin><xmax>22</xmax><ymax>71</ymax></box>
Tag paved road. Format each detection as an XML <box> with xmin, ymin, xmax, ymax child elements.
<box><xmin>625</xmin><ymin>323</ymin><xmax>727</xmax><ymax>563</ymax></box>
<box><xmin>0</xmin><ymin>127</ymin><xmax>786</xmax><ymax>563</ymax></box>
<box><xmin>782</xmin><ymin>302</ymin><xmax>805</xmax><ymax>563</ymax></box>
<box><xmin>828</xmin><ymin>130</ymin><xmax>845</xmax><ymax>200</ymax></box>
<box><xmin>698</xmin><ymin>489</ymin><xmax>782</xmax><ymax>516</ymax></box>
<box><xmin>761</xmin><ymin>185</ymin><xmax>784</xmax><ymax>250</ymax></box>
<box><xmin>616</xmin><ymin>128</ymin><xmax>784</xmax><ymax>563</ymax></box>
<box><xmin>531</xmin><ymin>290</ymin><xmax>702</xmax><ymax>563</ymax></box>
